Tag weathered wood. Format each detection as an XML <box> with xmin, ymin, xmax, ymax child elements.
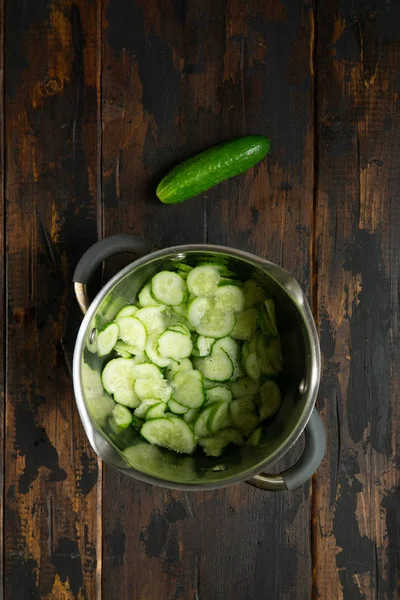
<box><xmin>101</xmin><ymin>1</ymin><xmax>315</xmax><ymax>599</ymax></box>
<box><xmin>4</xmin><ymin>1</ymin><xmax>102</xmax><ymax>598</ymax></box>
<box><xmin>313</xmin><ymin>1</ymin><xmax>400</xmax><ymax>598</ymax></box>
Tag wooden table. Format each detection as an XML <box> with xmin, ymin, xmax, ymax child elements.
<box><xmin>1</xmin><ymin>1</ymin><xmax>399</xmax><ymax>598</ymax></box>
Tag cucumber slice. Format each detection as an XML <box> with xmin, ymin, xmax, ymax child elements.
<box><xmin>114</xmin><ymin>388</ymin><xmax>140</xmax><ymax>409</ymax></box>
<box><xmin>145</xmin><ymin>334</ymin><xmax>173</xmax><ymax>368</ymax></box>
<box><xmin>243</xmin><ymin>279</ymin><xmax>266</xmax><ymax>308</ymax></box>
<box><xmin>97</xmin><ymin>323</ymin><xmax>119</xmax><ymax>357</ymax></box>
<box><xmin>257</xmin><ymin>299</ymin><xmax>278</xmax><ymax>338</ymax></box>
<box><xmin>114</xmin><ymin>341</ymin><xmax>134</xmax><ymax>358</ymax></box>
<box><xmin>134</xmin><ymin>399</ymin><xmax>161</xmax><ymax>419</ymax></box>
<box><xmin>183</xmin><ymin>408</ymin><xmax>199</xmax><ymax>424</ymax></box>
<box><xmin>156</xmin><ymin>135</ymin><xmax>270</xmax><ymax>205</ymax></box>
<box><xmin>213</xmin><ymin>337</ymin><xmax>243</xmax><ymax>381</ymax></box>
<box><xmin>115</xmin><ymin>305</ymin><xmax>138</xmax><ymax>319</ymax></box>
<box><xmin>135</xmin><ymin>306</ymin><xmax>168</xmax><ymax>335</ymax></box>
<box><xmin>146</xmin><ymin>402</ymin><xmax>166</xmax><ymax>420</ymax></box>
<box><xmin>231</xmin><ymin>308</ymin><xmax>258</xmax><ymax>341</ymax></box>
<box><xmin>112</xmin><ymin>404</ymin><xmax>133</xmax><ymax>428</ymax></box>
<box><xmin>157</xmin><ymin>330</ymin><xmax>193</xmax><ymax>360</ymax></box>
<box><xmin>256</xmin><ymin>334</ymin><xmax>283</xmax><ymax>374</ymax></box>
<box><xmin>198</xmin><ymin>427</ymin><xmax>244</xmax><ymax>457</ymax></box>
<box><xmin>203</xmin><ymin>379</ymin><xmax>217</xmax><ymax>390</ymax></box>
<box><xmin>187</xmin><ymin>266</ymin><xmax>220</xmax><ymax>297</ymax></box>
<box><xmin>117</xmin><ymin>317</ymin><xmax>147</xmax><ymax>355</ymax></box>
<box><xmin>246</xmin><ymin>427</ymin><xmax>263</xmax><ymax>446</ymax></box>
<box><xmin>208</xmin><ymin>402</ymin><xmax>231</xmax><ymax>433</ymax></box>
<box><xmin>196</xmin><ymin>262</ymin><xmax>237</xmax><ymax>278</ymax></box>
<box><xmin>215</xmin><ymin>285</ymin><xmax>245</xmax><ymax>313</ymax></box>
<box><xmin>168</xmin><ymin>398</ymin><xmax>189</xmax><ymax>415</ymax></box>
<box><xmin>188</xmin><ymin>297</ymin><xmax>235</xmax><ymax>338</ymax></box>
<box><xmin>230</xmin><ymin>398</ymin><xmax>259</xmax><ymax>436</ymax></box>
<box><xmin>244</xmin><ymin>353</ymin><xmax>261</xmax><ymax>382</ymax></box>
<box><xmin>172</xmin><ymin>370</ymin><xmax>205</xmax><ymax>409</ymax></box>
<box><xmin>258</xmin><ymin>380</ymin><xmax>282</xmax><ymax>420</ymax></box>
<box><xmin>169</xmin><ymin>323</ymin><xmax>191</xmax><ymax>336</ymax></box>
<box><xmin>138</xmin><ymin>284</ymin><xmax>161</xmax><ymax>307</ymax></box>
<box><xmin>230</xmin><ymin>377</ymin><xmax>260</xmax><ymax>399</ymax></box>
<box><xmin>195</xmin><ymin>335</ymin><xmax>215</xmax><ymax>357</ymax></box>
<box><xmin>134</xmin><ymin>378</ymin><xmax>172</xmax><ymax>403</ymax></box>
<box><xmin>101</xmin><ymin>358</ymin><xmax>135</xmax><ymax>395</ymax></box>
<box><xmin>151</xmin><ymin>271</ymin><xmax>187</xmax><ymax>306</ymax></box>
<box><xmin>194</xmin><ymin>405</ymin><xmax>215</xmax><ymax>438</ymax></box>
<box><xmin>172</xmin><ymin>303</ymin><xmax>188</xmax><ymax>319</ymax></box>
<box><xmin>175</xmin><ymin>263</ymin><xmax>193</xmax><ymax>273</ymax></box>
<box><xmin>165</xmin><ymin>358</ymin><xmax>193</xmax><ymax>382</ymax></box>
<box><xmin>195</xmin><ymin>348</ymin><xmax>233</xmax><ymax>382</ymax></box>
<box><xmin>132</xmin><ymin>363</ymin><xmax>163</xmax><ymax>381</ymax></box>
<box><xmin>141</xmin><ymin>417</ymin><xmax>195</xmax><ymax>454</ymax></box>
<box><xmin>206</xmin><ymin>386</ymin><xmax>233</xmax><ymax>404</ymax></box>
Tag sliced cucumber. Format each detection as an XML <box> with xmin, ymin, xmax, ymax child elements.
<box><xmin>208</xmin><ymin>402</ymin><xmax>231</xmax><ymax>433</ymax></box>
<box><xmin>134</xmin><ymin>399</ymin><xmax>162</xmax><ymax>419</ymax></box>
<box><xmin>243</xmin><ymin>279</ymin><xmax>266</xmax><ymax>308</ymax></box>
<box><xmin>146</xmin><ymin>402</ymin><xmax>166</xmax><ymax>420</ymax></box>
<box><xmin>188</xmin><ymin>297</ymin><xmax>235</xmax><ymax>338</ymax></box>
<box><xmin>206</xmin><ymin>386</ymin><xmax>232</xmax><ymax>404</ymax></box>
<box><xmin>168</xmin><ymin>398</ymin><xmax>189</xmax><ymax>415</ymax></box>
<box><xmin>187</xmin><ymin>265</ymin><xmax>220</xmax><ymax>297</ymax></box>
<box><xmin>138</xmin><ymin>284</ymin><xmax>161</xmax><ymax>307</ymax></box>
<box><xmin>183</xmin><ymin>408</ymin><xmax>199</xmax><ymax>424</ymax></box>
<box><xmin>141</xmin><ymin>417</ymin><xmax>195</xmax><ymax>454</ymax></box>
<box><xmin>194</xmin><ymin>405</ymin><xmax>215</xmax><ymax>438</ymax></box>
<box><xmin>132</xmin><ymin>363</ymin><xmax>163</xmax><ymax>381</ymax></box>
<box><xmin>168</xmin><ymin>323</ymin><xmax>191</xmax><ymax>336</ymax></box>
<box><xmin>134</xmin><ymin>378</ymin><xmax>172</xmax><ymax>403</ymax></box>
<box><xmin>172</xmin><ymin>370</ymin><xmax>204</xmax><ymax>409</ymax></box>
<box><xmin>244</xmin><ymin>353</ymin><xmax>261</xmax><ymax>381</ymax></box>
<box><xmin>213</xmin><ymin>337</ymin><xmax>243</xmax><ymax>381</ymax></box>
<box><xmin>257</xmin><ymin>299</ymin><xmax>278</xmax><ymax>338</ymax></box>
<box><xmin>195</xmin><ymin>335</ymin><xmax>215</xmax><ymax>357</ymax></box>
<box><xmin>231</xmin><ymin>308</ymin><xmax>258</xmax><ymax>341</ymax></box>
<box><xmin>117</xmin><ymin>317</ymin><xmax>147</xmax><ymax>355</ymax></box>
<box><xmin>246</xmin><ymin>427</ymin><xmax>263</xmax><ymax>446</ymax></box>
<box><xmin>198</xmin><ymin>427</ymin><xmax>244</xmax><ymax>457</ymax></box>
<box><xmin>112</xmin><ymin>404</ymin><xmax>133</xmax><ymax>428</ymax></box>
<box><xmin>145</xmin><ymin>334</ymin><xmax>173</xmax><ymax>368</ymax></box>
<box><xmin>97</xmin><ymin>323</ymin><xmax>119</xmax><ymax>357</ymax></box>
<box><xmin>256</xmin><ymin>333</ymin><xmax>283</xmax><ymax>374</ymax></box>
<box><xmin>230</xmin><ymin>377</ymin><xmax>260</xmax><ymax>399</ymax></box>
<box><xmin>215</xmin><ymin>285</ymin><xmax>245</xmax><ymax>313</ymax></box>
<box><xmin>151</xmin><ymin>271</ymin><xmax>187</xmax><ymax>306</ymax></box>
<box><xmin>114</xmin><ymin>340</ymin><xmax>136</xmax><ymax>358</ymax></box>
<box><xmin>230</xmin><ymin>398</ymin><xmax>259</xmax><ymax>436</ymax></box>
<box><xmin>135</xmin><ymin>306</ymin><xmax>168</xmax><ymax>335</ymax></box>
<box><xmin>115</xmin><ymin>305</ymin><xmax>138</xmax><ymax>319</ymax></box>
<box><xmin>258</xmin><ymin>380</ymin><xmax>282</xmax><ymax>420</ymax></box>
<box><xmin>203</xmin><ymin>378</ymin><xmax>217</xmax><ymax>390</ymax></box>
<box><xmin>101</xmin><ymin>358</ymin><xmax>135</xmax><ymax>395</ymax></box>
<box><xmin>196</xmin><ymin>262</ymin><xmax>237</xmax><ymax>278</ymax></box>
<box><xmin>165</xmin><ymin>358</ymin><xmax>193</xmax><ymax>382</ymax></box>
<box><xmin>157</xmin><ymin>329</ymin><xmax>193</xmax><ymax>360</ymax></box>
<box><xmin>114</xmin><ymin>388</ymin><xmax>140</xmax><ymax>409</ymax></box>
<box><xmin>195</xmin><ymin>347</ymin><xmax>233</xmax><ymax>382</ymax></box>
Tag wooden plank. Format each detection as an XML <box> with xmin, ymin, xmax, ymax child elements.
<box><xmin>102</xmin><ymin>1</ymin><xmax>315</xmax><ymax>599</ymax></box>
<box><xmin>313</xmin><ymin>1</ymin><xmax>400</xmax><ymax>598</ymax></box>
<box><xmin>4</xmin><ymin>1</ymin><xmax>102</xmax><ymax>598</ymax></box>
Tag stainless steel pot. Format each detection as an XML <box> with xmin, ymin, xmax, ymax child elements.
<box><xmin>72</xmin><ymin>234</ymin><xmax>325</xmax><ymax>491</ymax></box>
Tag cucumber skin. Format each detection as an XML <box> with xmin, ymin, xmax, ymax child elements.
<box><xmin>157</xmin><ymin>135</ymin><xmax>270</xmax><ymax>204</ymax></box>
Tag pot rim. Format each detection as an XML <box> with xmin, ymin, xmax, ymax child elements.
<box><xmin>73</xmin><ymin>244</ymin><xmax>321</xmax><ymax>490</ymax></box>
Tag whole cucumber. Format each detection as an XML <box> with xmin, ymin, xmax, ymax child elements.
<box><xmin>156</xmin><ymin>135</ymin><xmax>270</xmax><ymax>204</ymax></box>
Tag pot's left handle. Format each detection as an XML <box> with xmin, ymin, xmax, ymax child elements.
<box><xmin>73</xmin><ymin>234</ymin><xmax>154</xmax><ymax>314</ymax></box>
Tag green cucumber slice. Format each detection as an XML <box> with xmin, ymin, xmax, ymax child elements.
<box><xmin>195</xmin><ymin>348</ymin><xmax>233</xmax><ymax>382</ymax></box>
<box><xmin>230</xmin><ymin>398</ymin><xmax>259</xmax><ymax>436</ymax></box>
<box><xmin>151</xmin><ymin>271</ymin><xmax>187</xmax><ymax>306</ymax></box>
<box><xmin>134</xmin><ymin>378</ymin><xmax>172</xmax><ymax>403</ymax></box>
<box><xmin>208</xmin><ymin>402</ymin><xmax>231</xmax><ymax>433</ymax></box>
<box><xmin>132</xmin><ymin>363</ymin><xmax>163</xmax><ymax>381</ymax></box>
<box><xmin>257</xmin><ymin>299</ymin><xmax>278</xmax><ymax>338</ymax></box>
<box><xmin>134</xmin><ymin>399</ymin><xmax>162</xmax><ymax>419</ymax></box>
<box><xmin>206</xmin><ymin>386</ymin><xmax>232</xmax><ymax>404</ymax></box>
<box><xmin>156</xmin><ymin>135</ymin><xmax>270</xmax><ymax>204</ymax></box>
<box><xmin>258</xmin><ymin>380</ymin><xmax>282</xmax><ymax>420</ymax></box>
<box><xmin>231</xmin><ymin>308</ymin><xmax>258</xmax><ymax>341</ymax></box>
<box><xmin>101</xmin><ymin>358</ymin><xmax>135</xmax><ymax>395</ymax></box>
<box><xmin>165</xmin><ymin>358</ymin><xmax>193</xmax><ymax>382</ymax></box>
<box><xmin>146</xmin><ymin>402</ymin><xmax>167</xmax><ymax>420</ymax></box>
<box><xmin>157</xmin><ymin>329</ymin><xmax>193</xmax><ymax>360</ymax></box>
<box><xmin>135</xmin><ymin>306</ymin><xmax>168</xmax><ymax>335</ymax></box>
<box><xmin>145</xmin><ymin>334</ymin><xmax>173</xmax><ymax>368</ymax></box>
<box><xmin>213</xmin><ymin>337</ymin><xmax>243</xmax><ymax>381</ymax></box>
<box><xmin>214</xmin><ymin>285</ymin><xmax>245</xmax><ymax>313</ymax></box>
<box><xmin>141</xmin><ymin>417</ymin><xmax>195</xmax><ymax>454</ymax></box>
<box><xmin>244</xmin><ymin>353</ymin><xmax>261</xmax><ymax>382</ymax></box>
<box><xmin>97</xmin><ymin>323</ymin><xmax>119</xmax><ymax>357</ymax></box>
<box><xmin>117</xmin><ymin>317</ymin><xmax>147</xmax><ymax>354</ymax></box>
<box><xmin>246</xmin><ymin>427</ymin><xmax>263</xmax><ymax>446</ymax></box>
<box><xmin>114</xmin><ymin>388</ymin><xmax>140</xmax><ymax>409</ymax></box>
<box><xmin>138</xmin><ymin>284</ymin><xmax>161</xmax><ymax>307</ymax></box>
<box><xmin>187</xmin><ymin>266</ymin><xmax>220</xmax><ymax>297</ymax></box>
<box><xmin>172</xmin><ymin>370</ymin><xmax>204</xmax><ymax>409</ymax></box>
<box><xmin>198</xmin><ymin>427</ymin><xmax>244</xmax><ymax>457</ymax></box>
<box><xmin>168</xmin><ymin>398</ymin><xmax>189</xmax><ymax>415</ymax></box>
<box><xmin>112</xmin><ymin>404</ymin><xmax>133</xmax><ymax>428</ymax></box>
<box><xmin>194</xmin><ymin>405</ymin><xmax>215</xmax><ymax>438</ymax></box>
<box><xmin>230</xmin><ymin>377</ymin><xmax>260</xmax><ymax>399</ymax></box>
<box><xmin>243</xmin><ymin>279</ymin><xmax>266</xmax><ymax>308</ymax></box>
<box><xmin>115</xmin><ymin>305</ymin><xmax>138</xmax><ymax>319</ymax></box>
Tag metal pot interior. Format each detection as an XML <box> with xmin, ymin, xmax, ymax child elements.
<box><xmin>76</xmin><ymin>248</ymin><xmax>318</xmax><ymax>489</ymax></box>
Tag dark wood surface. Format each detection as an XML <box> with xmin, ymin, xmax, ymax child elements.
<box><xmin>1</xmin><ymin>1</ymin><xmax>399</xmax><ymax>599</ymax></box>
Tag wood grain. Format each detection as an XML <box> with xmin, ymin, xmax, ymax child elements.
<box><xmin>101</xmin><ymin>1</ymin><xmax>315</xmax><ymax>598</ymax></box>
<box><xmin>4</xmin><ymin>1</ymin><xmax>102</xmax><ymax>598</ymax></box>
<box><xmin>0</xmin><ymin>0</ymin><xmax>5</xmax><ymax>595</ymax></box>
<box><xmin>313</xmin><ymin>1</ymin><xmax>400</xmax><ymax>598</ymax></box>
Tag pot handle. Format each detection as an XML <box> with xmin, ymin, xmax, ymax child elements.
<box><xmin>73</xmin><ymin>234</ymin><xmax>154</xmax><ymax>314</ymax></box>
<box><xmin>246</xmin><ymin>408</ymin><xmax>325</xmax><ymax>491</ymax></box>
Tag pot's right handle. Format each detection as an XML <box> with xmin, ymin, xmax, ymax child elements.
<box><xmin>246</xmin><ymin>409</ymin><xmax>325</xmax><ymax>491</ymax></box>
<box><xmin>73</xmin><ymin>234</ymin><xmax>154</xmax><ymax>314</ymax></box>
